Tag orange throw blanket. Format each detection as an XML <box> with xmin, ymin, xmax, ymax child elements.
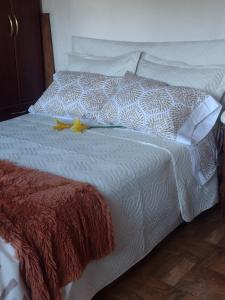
<box><xmin>0</xmin><ymin>160</ymin><xmax>115</xmax><ymax>300</ymax></box>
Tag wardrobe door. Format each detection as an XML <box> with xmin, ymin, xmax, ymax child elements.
<box><xmin>0</xmin><ymin>0</ymin><xmax>19</xmax><ymax>110</ymax></box>
<box><xmin>11</xmin><ymin>0</ymin><xmax>44</xmax><ymax>106</ymax></box>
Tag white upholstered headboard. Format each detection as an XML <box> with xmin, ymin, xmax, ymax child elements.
<box><xmin>72</xmin><ymin>36</ymin><xmax>225</xmax><ymax>66</ymax></box>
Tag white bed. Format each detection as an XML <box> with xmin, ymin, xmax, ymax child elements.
<box><xmin>1</xmin><ymin>36</ymin><xmax>225</xmax><ymax>299</ymax></box>
<box><xmin>0</xmin><ymin>113</ymin><xmax>218</xmax><ymax>300</ymax></box>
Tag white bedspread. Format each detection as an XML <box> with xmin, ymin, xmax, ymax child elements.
<box><xmin>0</xmin><ymin>114</ymin><xmax>218</xmax><ymax>300</ymax></box>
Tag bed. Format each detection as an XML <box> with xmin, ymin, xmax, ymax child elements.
<box><xmin>0</xmin><ymin>37</ymin><xmax>225</xmax><ymax>300</ymax></box>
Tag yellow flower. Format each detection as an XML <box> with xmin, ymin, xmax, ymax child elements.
<box><xmin>71</xmin><ymin>119</ymin><xmax>89</xmax><ymax>133</ymax></box>
<box><xmin>53</xmin><ymin>118</ymin><xmax>123</xmax><ymax>134</ymax></box>
<box><xmin>53</xmin><ymin>119</ymin><xmax>72</xmax><ymax>131</ymax></box>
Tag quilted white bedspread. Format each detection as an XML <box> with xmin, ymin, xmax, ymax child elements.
<box><xmin>0</xmin><ymin>114</ymin><xmax>218</xmax><ymax>300</ymax></box>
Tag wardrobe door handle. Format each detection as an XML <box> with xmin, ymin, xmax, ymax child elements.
<box><xmin>8</xmin><ymin>16</ymin><xmax>14</xmax><ymax>37</ymax></box>
<box><xmin>13</xmin><ymin>15</ymin><xmax>19</xmax><ymax>36</ymax></box>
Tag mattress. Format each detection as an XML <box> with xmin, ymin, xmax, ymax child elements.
<box><xmin>0</xmin><ymin>114</ymin><xmax>218</xmax><ymax>300</ymax></box>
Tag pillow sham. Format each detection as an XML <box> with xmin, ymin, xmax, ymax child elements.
<box><xmin>66</xmin><ymin>51</ymin><xmax>141</xmax><ymax>76</ymax></box>
<box><xmin>29</xmin><ymin>71</ymin><xmax>121</xmax><ymax>120</ymax></box>
<box><xmin>120</xmin><ymin>71</ymin><xmax>169</xmax><ymax>88</ymax></box>
<box><xmin>99</xmin><ymin>72</ymin><xmax>222</xmax><ymax>145</ymax></box>
<box><xmin>137</xmin><ymin>54</ymin><xmax>225</xmax><ymax>101</ymax></box>
<box><xmin>97</xmin><ymin>71</ymin><xmax>168</xmax><ymax>122</ymax></box>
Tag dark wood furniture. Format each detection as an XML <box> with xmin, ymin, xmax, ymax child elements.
<box><xmin>41</xmin><ymin>13</ymin><xmax>55</xmax><ymax>88</ymax></box>
<box><xmin>0</xmin><ymin>0</ymin><xmax>44</xmax><ymax>121</ymax></box>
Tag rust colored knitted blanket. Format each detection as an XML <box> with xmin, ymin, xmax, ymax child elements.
<box><xmin>0</xmin><ymin>160</ymin><xmax>115</xmax><ymax>300</ymax></box>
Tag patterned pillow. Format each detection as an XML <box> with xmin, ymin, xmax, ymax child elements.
<box><xmin>99</xmin><ymin>72</ymin><xmax>222</xmax><ymax>145</ymax></box>
<box><xmin>98</xmin><ymin>71</ymin><xmax>168</xmax><ymax>124</ymax></box>
<box><xmin>29</xmin><ymin>71</ymin><xmax>121</xmax><ymax>120</ymax></box>
<box><xmin>120</xmin><ymin>71</ymin><xmax>169</xmax><ymax>88</ymax></box>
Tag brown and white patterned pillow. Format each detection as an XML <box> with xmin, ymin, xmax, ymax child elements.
<box><xmin>99</xmin><ymin>72</ymin><xmax>221</xmax><ymax>144</ymax></box>
<box><xmin>29</xmin><ymin>71</ymin><xmax>121</xmax><ymax>120</ymax></box>
<box><xmin>98</xmin><ymin>72</ymin><xmax>168</xmax><ymax>123</ymax></box>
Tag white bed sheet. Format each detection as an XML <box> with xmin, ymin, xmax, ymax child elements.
<box><xmin>0</xmin><ymin>114</ymin><xmax>218</xmax><ymax>300</ymax></box>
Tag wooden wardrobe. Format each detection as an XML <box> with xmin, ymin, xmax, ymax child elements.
<box><xmin>0</xmin><ymin>0</ymin><xmax>44</xmax><ymax>121</ymax></box>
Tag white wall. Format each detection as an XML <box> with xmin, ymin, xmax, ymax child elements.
<box><xmin>42</xmin><ymin>0</ymin><xmax>225</xmax><ymax>70</ymax></box>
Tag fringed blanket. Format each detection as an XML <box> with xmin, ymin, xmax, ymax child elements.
<box><xmin>0</xmin><ymin>160</ymin><xmax>114</xmax><ymax>300</ymax></box>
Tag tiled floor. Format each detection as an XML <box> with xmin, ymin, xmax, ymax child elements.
<box><xmin>94</xmin><ymin>206</ymin><xmax>225</xmax><ymax>300</ymax></box>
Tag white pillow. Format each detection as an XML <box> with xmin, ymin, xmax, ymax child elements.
<box><xmin>141</xmin><ymin>53</ymin><xmax>225</xmax><ymax>69</ymax></box>
<box><xmin>137</xmin><ymin>54</ymin><xmax>225</xmax><ymax>101</ymax></box>
<box><xmin>66</xmin><ymin>51</ymin><xmax>141</xmax><ymax>76</ymax></box>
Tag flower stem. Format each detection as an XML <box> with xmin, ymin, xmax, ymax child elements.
<box><xmin>89</xmin><ymin>125</ymin><xmax>124</xmax><ymax>129</ymax></box>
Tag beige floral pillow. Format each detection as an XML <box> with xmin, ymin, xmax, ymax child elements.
<box><xmin>99</xmin><ymin>72</ymin><xmax>221</xmax><ymax>145</ymax></box>
<box><xmin>29</xmin><ymin>71</ymin><xmax>121</xmax><ymax>120</ymax></box>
